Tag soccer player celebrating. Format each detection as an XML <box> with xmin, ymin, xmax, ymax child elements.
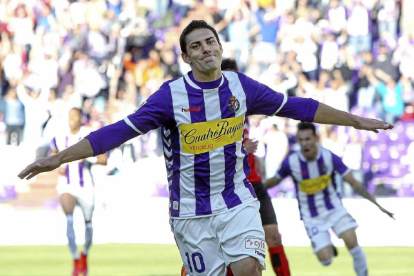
<box><xmin>182</xmin><ymin>59</ymin><xmax>291</xmax><ymax>276</ymax></box>
<box><xmin>19</xmin><ymin>20</ymin><xmax>392</xmax><ymax>276</ymax></box>
<box><xmin>265</xmin><ymin>122</ymin><xmax>394</xmax><ymax>276</ymax></box>
<box><xmin>50</xmin><ymin>108</ymin><xmax>107</xmax><ymax>276</ymax></box>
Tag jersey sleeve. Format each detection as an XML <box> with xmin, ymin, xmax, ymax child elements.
<box><xmin>277</xmin><ymin>97</ymin><xmax>319</xmax><ymax>122</ymax></box>
<box><xmin>331</xmin><ymin>152</ymin><xmax>351</xmax><ymax>176</ymax></box>
<box><xmin>85</xmin><ymin>83</ymin><xmax>173</xmax><ymax>156</ymax></box>
<box><xmin>275</xmin><ymin>156</ymin><xmax>291</xmax><ymax>179</ymax></box>
<box><xmin>124</xmin><ymin>83</ymin><xmax>172</xmax><ymax>134</ymax></box>
<box><xmin>237</xmin><ymin>72</ymin><xmax>319</xmax><ymax>122</ymax></box>
<box><xmin>237</xmin><ymin>72</ymin><xmax>286</xmax><ymax>116</ymax></box>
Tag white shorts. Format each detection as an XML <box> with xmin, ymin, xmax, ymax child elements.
<box><xmin>171</xmin><ymin>200</ymin><xmax>266</xmax><ymax>276</ymax></box>
<box><xmin>57</xmin><ymin>184</ymin><xmax>95</xmax><ymax>221</ymax></box>
<box><xmin>303</xmin><ymin>206</ymin><xmax>358</xmax><ymax>253</ymax></box>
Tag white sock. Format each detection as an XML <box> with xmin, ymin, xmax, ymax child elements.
<box><xmin>83</xmin><ymin>222</ymin><xmax>93</xmax><ymax>255</ymax></box>
<box><xmin>66</xmin><ymin>215</ymin><xmax>79</xmax><ymax>259</ymax></box>
<box><xmin>349</xmin><ymin>246</ymin><xmax>368</xmax><ymax>276</ymax></box>
<box><xmin>320</xmin><ymin>257</ymin><xmax>333</xmax><ymax>266</ymax></box>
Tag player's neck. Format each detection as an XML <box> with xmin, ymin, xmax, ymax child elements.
<box><xmin>303</xmin><ymin>148</ymin><xmax>318</xmax><ymax>161</ymax></box>
<box><xmin>70</xmin><ymin>127</ymin><xmax>80</xmax><ymax>135</ymax></box>
<box><xmin>192</xmin><ymin>69</ymin><xmax>222</xmax><ymax>83</ymax></box>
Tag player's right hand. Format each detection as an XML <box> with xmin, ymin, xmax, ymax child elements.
<box><xmin>379</xmin><ymin>206</ymin><xmax>395</xmax><ymax>220</ymax></box>
<box><xmin>244</xmin><ymin>139</ymin><xmax>258</xmax><ymax>154</ymax></box>
<box><xmin>18</xmin><ymin>156</ymin><xmax>61</xmax><ymax>180</ymax></box>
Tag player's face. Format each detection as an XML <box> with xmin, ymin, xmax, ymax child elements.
<box><xmin>68</xmin><ymin>109</ymin><xmax>82</xmax><ymax>130</ymax></box>
<box><xmin>182</xmin><ymin>28</ymin><xmax>222</xmax><ymax>77</ymax></box>
<box><xmin>297</xmin><ymin>129</ymin><xmax>318</xmax><ymax>160</ymax></box>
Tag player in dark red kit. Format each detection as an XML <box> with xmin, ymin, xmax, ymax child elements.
<box><xmin>222</xmin><ymin>58</ymin><xmax>291</xmax><ymax>276</ymax></box>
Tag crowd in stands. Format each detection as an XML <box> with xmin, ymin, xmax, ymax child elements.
<box><xmin>0</xmin><ymin>0</ymin><xmax>413</xmax><ymax>197</ymax></box>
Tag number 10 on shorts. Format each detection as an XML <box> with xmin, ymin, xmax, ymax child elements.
<box><xmin>185</xmin><ymin>252</ymin><xmax>206</xmax><ymax>273</ymax></box>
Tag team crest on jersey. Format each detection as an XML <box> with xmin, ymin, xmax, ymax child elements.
<box><xmin>228</xmin><ymin>96</ymin><xmax>240</xmax><ymax>112</ymax></box>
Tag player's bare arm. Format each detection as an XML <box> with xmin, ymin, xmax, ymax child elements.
<box><xmin>18</xmin><ymin>138</ymin><xmax>94</xmax><ymax>180</ymax></box>
<box><xmin>343</xmin><ymin>172</ymin><xmax>395</xmax><ymax>219</ymax></box>
<box><xmin>313</xmin><ymin>102</ymin><xmax>393</xmax><ymax>133</ymax></box>
<box><xmin>264</xmin><ymin>176</ymin><xmax>282</xmax><ymax>189</ymax></box>
<box><xmin>49</xmin><ymin>149</ymin><xmax>66</xmax><ymax>175</ymax></box>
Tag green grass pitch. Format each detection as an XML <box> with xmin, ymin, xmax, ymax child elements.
<box><xmin>1</xmin><ymin>244</ymin><xmax>413</xmax><ymax>276</ymax></box>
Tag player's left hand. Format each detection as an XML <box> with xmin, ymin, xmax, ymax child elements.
<box><xmin>355</xmin><ymin>117</ymin><xmax>394</xmax><ymax>133</ymax></box>
<box><xmin>379</xmin><ymin>206</ymin><xmax>395</xmax><ymax>220</ymax></box>
<box><xmin>18</xmin><ymin>155</ymin><xmax>61</xmax><ymax>180</ymax></box>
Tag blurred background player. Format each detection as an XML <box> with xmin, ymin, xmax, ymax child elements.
<box><xmin>265</xmin><ymin>122</ymin><xmax>394</xmax><ymax>276</ymax></box>
<box><xmin>50</xmin><ymin>108</ymin><xmax>107</xmax><ymax>276</ymax></box>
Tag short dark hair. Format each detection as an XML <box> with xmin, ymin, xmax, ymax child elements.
<box><xmin>179</xmin><ymin>20</ymin><xmax>221</xmax><ymax>55</ymax></box>
<box><xmin>221</xmin><ymin>58</ymin><xmax>238</xmax><ymax>71</ymax></box>
<box><xmin>297</xmin><ymin>122</ymin><xmax>316</xmax><ymax>136</ymax></box>
<box><xmin>69</xmin><ymin>107</ymin><xmax>83</xmax><ymax>115</ymax></box>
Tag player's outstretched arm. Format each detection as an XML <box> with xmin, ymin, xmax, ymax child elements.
<box><xmin>264</xmin><ymin>176</ymin><xmax>282</xmax><ymax>189</ymax></box>
<box><xmin>18</xmin><ymin>139</ymin><xmax>94</xmax><ymax>180</ymax></box>
<box><xmin>343</xmin><ymin>171</ymin><xmax>395</xmax><ymax>220</ymax></box>
<box><xmin>313</xmin><ymin>103</ymin><xmax>393</xmax><ymax>133</ymax></box>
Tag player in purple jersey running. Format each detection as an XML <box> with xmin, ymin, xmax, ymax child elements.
<box><xmin>265</xmin><ymin>123</ymin><xmax>394</xmax><ymax>276</ymax></box>
<box><xmin>19</xmin><ymin>20</ymin><xmax>393</xmax><ymax>276</ymax></box>
<box><xmin>50</xmin><ymin>108</ymin><xmax>107</xmax><ymax>276</ymax></box>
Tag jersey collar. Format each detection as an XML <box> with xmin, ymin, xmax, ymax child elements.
<box><xmin>184</xmin><ymin>71</ymin><xmax>224</xmax><ymax>90</ymax></box>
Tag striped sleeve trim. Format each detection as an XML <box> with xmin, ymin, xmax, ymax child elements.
<box><xmin>124</xmin><ymin>117</ymin><xmax>144</xmax><ymax>135</ymax></box>
<box><xmin>341</xmin><ymin>168</ymin><xmax>352</xmax><ymax>177</ymax></box>
<box><xmin>272</xmin><ymin>93</ymin><xmax>288</xmax><ymax>116</ymax></box>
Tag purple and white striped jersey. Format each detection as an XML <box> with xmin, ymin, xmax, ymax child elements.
<box><xmin>276</xmin><ymin>146</ymin><xmax>351</xmax><ymax>220</ymax></box>
<box><xmin>51</xmin><ymin>127</ymin><xmax>94</xmax><ymax>188</ymax></box>
<box><xmin>86</xmin><ymin>71</ymin><xmax>319</xmax><ymax>218</ymax></box>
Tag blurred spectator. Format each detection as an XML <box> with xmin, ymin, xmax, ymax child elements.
<box><xmin>347</xmin><ymin>0</ymin><xmax>371</xmax><ymax>55</ymax></box>
<box><xmin>73</xmin><ymin>55</ymin><xmax>106</xmax><ymax>99</ymax></box>
<box><xmin>373</xmin><ymin>43</ymin><xmax>399</xmax><ymax>81</ymax></box>
<box><xmin>320</xmin><ymin>31</ymin><xmax>339</xmax><ymax>71</ymax></box>
<box><xmin>323</xmin><ymin>70</ymin><xmax>350</xmax><ymax>112</ymax></box>
<box><xmin>366</xmin><ymin>68</ymin><xmax>404</xmax><ymax>124</ymax></box>
<box><xmin>0</xmin><ymin>87</ymin><xmax>25</xmax><ymax>145</ymax></box>
<box><xmin>16</xmin><ymin>84</ymin><xmax>50</xmax><ymax>148</ymax></box>
<box><xmin>401</xmin><ymin>0</ymin><xmax>414</xmax><ymax>38</ymax></box>
<box><xmin>225</xmin><ymin>4</ymin><xmax>252</xmax><ymax>71</ymax></box>
<box><xmin>252</xmin><ymin>1</ymin><xmax>280</xmax><ymax>65</ymax></box>
<box><xmin>295</xmin><ymin>35</ymin><xmax>319</xmax><ymax>81</ymax></box>
<box><xmin>356</xmin><ymin>52</ymin><xmax>376</xmax><ymax>110</ymax></box>
<box><xmin>263</xmin><ymin>124</ymin><xmax>288</xmax><ymax>179</ymax></box>
<box><xmin>326</xmin><ymin>0</ymin><xmax>347</xmax><ymax>36</ymax></box>
<box><xmin>377</xmin><ymin>0</ymin><xmax>400</xmax><ymax>39</ymax></box>
<box><xmin>9</xmin><ymin>4</ymin><xmax>34</xmax><ymax>53</ymax></box>
<box><xmin>322</xmin><ymin>129</ymin><xmax>344</xmax><ymax>157</ymax></box>
<box><xmin>3</xmin><ymin>46</ymin><xmax>24</xmax><ymax>83</ymax></box>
